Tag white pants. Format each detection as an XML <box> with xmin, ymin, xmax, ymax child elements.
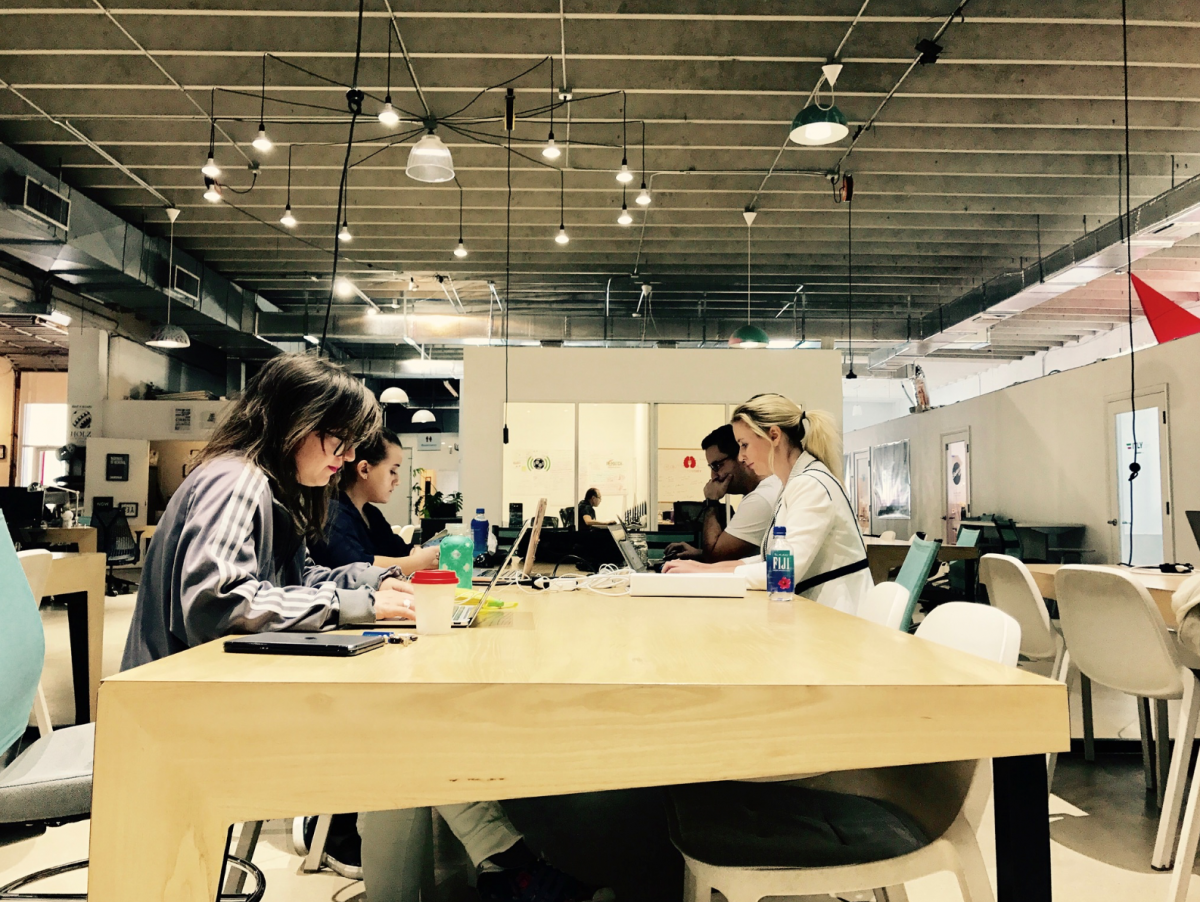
<box><xmin>359</xmin><ymin>803</ymin><xmax>523</xmax><ymax>902</ymax></box>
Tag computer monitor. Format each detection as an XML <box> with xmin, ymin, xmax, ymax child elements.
<box><xmin>673</xmin><ymin>501</ymin><xmax>706</xmax><ymax>529</ymax></box>
<box><xmin>1187</xmin><ymin>511</ymin><xmax>1200</xmax><ymax>554</ymax></box>
<box><xmin>0</xmin><ymin>487</ymin><xmax>45</xmax><ymax>528</ymax></box>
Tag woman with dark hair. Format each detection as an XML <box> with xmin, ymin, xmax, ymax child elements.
<box><xmin>121</xmin><ymin>352</ymin><xmax>417</xmax><ymax>670</ymax></box>
<box><xmin>310</xmin><ymin>427</ymin><xmax>439</xmax><ymax>574</ymax></box>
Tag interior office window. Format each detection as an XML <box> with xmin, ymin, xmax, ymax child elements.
<box><xmin>502</xmin><ymin>403</ymin><xmax>576</xmax><ymax>528</ymax></box>
<box><xmin>20</xmin><ymin>402</ymin><xmax>68</xmax><ymax>486</ymax></box>
<box><xmin>578</xmin><ymin>404</ymin><xmax>650</xmax><ymax>526</ymax></box>
<box><xmin>656</xmin><ymin>404</ymin><xmax>727</xmax><ymax>524</ymax></box>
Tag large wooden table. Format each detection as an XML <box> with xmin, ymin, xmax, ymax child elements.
<box><xmin>1028</xmin><ymin>563</ymin><xmax>1187</xmax><ymax>627</ymax></box>
<box><xmin>864</xmin><ymin>537</ymin><xmax>981</xmax><ymax>586</ymax></box>
<box><xmin>44</xmin><ymin>551</ymin><xmax>107</xmax><ymax>724</ymax></box>
<box><xmin>43</xmin><ymin>525</ymin><xmax>98</xmax><ymax>554</ymax></box>
<box><xmin>89</xmin><ymin>589</ymin><xmax>1068</xmax><ymax>902</ymax></box>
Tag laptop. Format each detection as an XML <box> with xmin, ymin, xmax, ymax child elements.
<box><xmin>224</xmin><ymin>633</ymin><xmax>385</xmax><ymax>657</ymax></box>
<box><xmin>474</xmin><ymin>498</ymin><xmax>546</xmax><ymax>585</ymax></box>
<box><xmin>1188</xmin><ymin>511</ymin><xmax>1200</xmax><ymax>552</ymax></box>
<box><xmin>607</xmin><ymin>522</ymin><xmax>658</xmax><ymax>572</ymax></box>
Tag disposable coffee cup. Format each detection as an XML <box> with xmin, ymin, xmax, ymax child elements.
<box><xmin>410</xmin><ymin>569</ymin><xmax>459</xmax><ymax>635</ymax></box>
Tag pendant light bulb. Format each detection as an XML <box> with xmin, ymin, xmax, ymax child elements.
<box><xmin>338</xmin><ymin>221</ymin><xmax>352</xmax><ymax>242</ymax></box>
<box><xmin>203</xmin><ymin>181</ymin><xmax>222</xmax><ymax>203</ymax></box>
<box><xmin>555</xmin><ymin>226</ymin><xmax>569</xmax><ymax>245</ymax></box>
<box><xmin>542</xmin><ymin>136</ymin><xmax>561</xmax><ymax>160</ymax></box>
<box><xmin>252</xmin><ymin>126</ymin><xmax>272</xmax><ymax>152</ymax></box>
<box><xmin>280</xmin><ymin>204</ymin><xmax>296</xmax><ymax>228</ymax></box>
<box><xmin>378</xmin><ymin>98</ymin><xmax>401</xmax><ymax>128</ymax></box>
<box><xmin>618</xmin><ymin>203</ymin><xmax>632</xmax><ymax>226</ymax></box>
<box><xmin>616</xmin><ymin>161</ymin><xmax>633</xmax><ymax>184</ymax></box>
<box><xmin>454</xmin><ymin>240</ymin><xmax>468</xmax><ymax>258</ymax></box>
<box><xmin>201</xmin><ymin>156</ymin><xmax>220</xmax><ymax>179</ymax></box>
<box><xmin>636</xmin><ymin>182</ymin><xmax>651</xmax><ymax>206</ymax></box>
<box><xmin>334</xmin><ymin>277</ymin><xmax>355</xmax><ymax>298</ymax></box>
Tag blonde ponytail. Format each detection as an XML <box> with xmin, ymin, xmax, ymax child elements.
<box><xmin>731</xmin><ymin>393</ymin><xmax>843</xmax><ymax>481</ymax></box>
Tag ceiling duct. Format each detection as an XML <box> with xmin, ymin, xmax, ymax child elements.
<box><xmin>868</xmin><ymin>172</ymin><xmax>1200</xmax><ymax>373</ymax></box>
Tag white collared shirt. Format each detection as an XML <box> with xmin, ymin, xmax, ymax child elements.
<box><xmin>734</xmin><ymin>452</ymin><xmax>873</xmax><ymax>613</ymax></box>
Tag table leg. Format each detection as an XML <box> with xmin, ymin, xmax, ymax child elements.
<box><xmin>86</xmin><ymin>576</ymin><xmax>104</xmax><ymax>723</ymax></box>
<box><xmin>1081</xmin><ymin>675</ymin><xmax>1095</xmax><ymax>762</ymax></box>
<box><xmin>993</xmin><ymin>755</ymin><xmax>1051</xmax><ymax>902</ymax></box>
<box><xmin>1156</xmin><ymin>699</ymin><xmax>1171</xmax><ymax>811</ymax></box>
<box><xmin>63</xmin><ymin>592</ymin><xmax>90</xmax><ymax>725</ymax></box>
<box><xmin>1140</xmin><ymin>696</ymin><xmax>1157</xmax><ymax>794</ymax></box>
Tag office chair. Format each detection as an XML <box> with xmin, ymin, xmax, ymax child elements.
<box><xmin>893</xmin><ymin>538</ymin><xmax>941</xmax><ymax>632</ymax></box>
<box><xmin>91</xmin><ymin>508</ymin><xmax>140</xmax><ymax>596</ymax></box>
<box><xmin>0</xmin><ymin>513</ymin><xmax>264</xmax><ymax>901</ymax></box>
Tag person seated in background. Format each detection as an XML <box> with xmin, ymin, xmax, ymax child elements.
<box><xmin>663</xmin><ymin>394</ymin><xmax>872</xmax><ymax>614</ymax></box>
<box><xmin>664</xmin><ymin>424</ymin><xmax>782</xmax><ymax>562</ymax></box>
<box><xmin>577</xmin><ymin>487</ymin><xmax>613</xmax><ymax>530</ymax></box>
<box><xmin>309</xmin><ymin>427</ymin><xmax>440</xmax><ymax>575</ymax></box>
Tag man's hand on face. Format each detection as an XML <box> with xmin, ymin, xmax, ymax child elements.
<box><xmin>703</xmin><ymin>475</ymin><xmax>729</xmax><ymax>502</ymax></box>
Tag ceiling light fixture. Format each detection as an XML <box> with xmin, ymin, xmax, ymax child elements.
<box><xmin>148</xmin><ymin>207</ymin><xmax>192</xmax><ymax>349</ymax></box>
<box><xmin>729</xmin><ymin>208</ymin><xmax>768</xmax><ymax>348</ymax></box>
<box><xmin>379</xmin><ymin>24</ymin><xmax>401</xmax><ymax>127</ymax></box>
<box><xmin>338</xmin><ymin>220</ymin><xmax>352</xmax><ymax>242</ymax></box>
<box><xmin>555</xmin><ymin>169</ymin><xmax>569</xmax><ymax>243</ymax></box>
<box><xmin>453</xmin><ymin>180</ymin><xmax>468</xmax><ymax>257</ymax></box>
<box><xmin>618</xmin><ymin>196</ymin><xmax>632</xmax><ymax>226</ymax></box>
<box><xmin>379</xmin><ymin>386</ymin><xmax>409</xmax><ymax>405</ymax></box>
<box><xmin>200</xmin><ymin>88</ymin><xmax>220</xmax><ymax>178</ymax></box>
<box><xmin>334</xmin><ymin>276</ymin><xmax>355</xmax><ymax>298</ymax></box>
<box><xmin>406</xmin><ymin>130</ymin><xmax>455</xmax><ymax>183</ymax></box>
<box><xmin>252</xmin><ymin>54</ymin><xmax>273</xmax><ymax>152</ymax></box>
<box><xmin>411</xmin><ymin>409</ymin><xmax>437</xmax><ymax>424</ymax></box>
<box><xmin>635</xmin><ymin>121</ymin><xmax>651</xmax><ymax>205</ymax></box>
<box><xmin>203</xmin><ymin>178</ymin><xmax>221</xmax><ymax>203</ymax></box>
<box><xmin>279</xmin><ymin>144</ymin><xmax>297</xmax><ymax>227</ymax></box>
<box><xmin>789</xmin><ymin>62</ymin><xmax>849</xmax><ymax>147</ymax></box>
<box><xmin>543</xmin><ymin>64</ymin><xmax>561</xmax><ymax>159</ymax></box>
<box><xmin>616</xmin><ymin>92</ymin><xmax>634</xmax><ymax>183</ymax></box>
<box><xmin>304</xmin><ymin>333</ymin><xmax>319</xmax><ymax>345</ymax></box>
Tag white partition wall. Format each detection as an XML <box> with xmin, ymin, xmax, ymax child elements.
<box><xmin>462</xmin><ymin>347</ymin><xmax>843</xmax><ymax>522</ymax></box>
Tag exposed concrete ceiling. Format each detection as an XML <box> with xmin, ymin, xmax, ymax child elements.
<box><xmin>1</xmin><ymin>0</ymin><xmax>1199</xmax><ymax>366</ymax></box>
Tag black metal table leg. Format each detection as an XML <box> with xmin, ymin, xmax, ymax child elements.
<box><xmin>63</xmin><ymin>591</ymin><xmax>90</xmax><ymax>725</ymax></box>
<box><xmin>994</xmin><ymin>754</ymin><xmax>1051</xmax><ymax>902</ymax></box>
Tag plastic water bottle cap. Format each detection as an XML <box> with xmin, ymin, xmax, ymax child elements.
<box><xmin>773</xmin><ymin>526</ymin><xmax>786</xmax><ymax>536</ymax></box>
<box><xmin>476</xmin><ymin>508</ymin><xmax>485</xmax><ymax>514</ymax></box>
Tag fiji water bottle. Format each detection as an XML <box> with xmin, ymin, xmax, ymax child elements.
<box><xmin>471</xmin><ymin>508</ymin><xmax>489</xmax><ymax>562</ymax></box>
<box><xmin>439</xmin><ymin>525</ymin><xmax>475</xmax><ymax>589</ymax></box>
<box><xmin>766</xmin><ymin>526</ymin><xmax>795</xmax><ymax>602</ymax></box>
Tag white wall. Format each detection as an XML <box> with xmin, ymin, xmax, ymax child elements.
<box><xmin>461</xmin><ymin>347</ymin><xmax>844</xmax><ymax>521</ymax></box>
<box><xmin>107</xmin><ymin>336</ymin><xmax>225</xmax><ymax>399</ymax></box>
<box><xmin>103</xmin><ymin>400</ymin><xmax>229</xmax><ymax>441</ymax></box>
<box><xmin>844</xmin><ymin>330</ymin><xmax>1200</xmax><ymax>564</ymax></box>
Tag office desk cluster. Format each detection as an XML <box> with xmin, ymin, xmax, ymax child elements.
<box><xmin>89</xmin><ymin>588</ymin><xmax>1067</xmax><ymax>902</ymax></box>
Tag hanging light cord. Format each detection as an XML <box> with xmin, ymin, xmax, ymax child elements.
<box><xmin>746</xmin><ymin>221</ymin><xmax>752</xmax><ymax>322</ymax></box>
<box><xmin>166</xmin><ymin>215</ymin><xmax>174</xmax><ymax>326</ymax></box>
<box><xmin>319</xmin><ymin>0</ymin><xmax>365</xmax><ymax>352</ymax></box>
<box><xmin>258</xmin><ymin>53</ymin><xmax>267</xmax><ymax>130</ymax></box>
<box><xmin>847</xmin><ymin>198</ymin><xmax>856</xmax><ymax>377</ymax></box>
<box><xmin>503</xmin><ymin>128</ymin><xmax>512</xmax><ymax>444</ymax></box>
<box><xmin>1121</xmin><ymin>0</ymin><xmax>1139</xmax><ymax>565</ymax></box>
<box><xmin>285</xmin><ymin>144</ymin><xmax>293</xmax><ymax>209</ymax></box>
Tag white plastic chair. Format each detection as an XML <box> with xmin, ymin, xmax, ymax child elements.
<box><xmin>1055</xmin><ymin>566</ymin><xmax>1197</xmax><ymax>873</ymax></box>
<box><xmin>857</xmin><ymin>582</ymin><xmax>911</xmax><ymax>631</ymax></box>
<box><xmin>18</xmin><ymin>550</ymin><xmax>54</xmax><ymax>738</ymax></box>
<box><xmin>879</xmin><ymin>530</ymin><xmax>897</xmax><ymax>542</ymax></box>
<box><xmin>979</xmin><ymin>554</ymin><xmax>1067</xmax><ymax>787</ymax></box>
<box><xmin>674</xmin><ymin>602</ymin><xmax>1021</xmax><ymax>902</ymax></box>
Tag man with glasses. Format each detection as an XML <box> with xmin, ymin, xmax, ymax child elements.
<box><xmin>664</xmin><ymin>424</ymin><xmax>782</xmax><ymax>562</ymax></box>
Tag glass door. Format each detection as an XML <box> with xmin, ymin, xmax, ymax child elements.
<box><xmin>942</xmin><ymin>429</ymin><xmax>971</xmax><ymax>544</ymax></box>
<box><xmin>1106</xmin><ymin>389</ymin><xmax>1173</xmax><ymax>565</ymax></box>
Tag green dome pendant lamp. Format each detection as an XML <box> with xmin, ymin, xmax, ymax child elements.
<box><xmin>789</xmin><ymin>63</ymin><xmax>849</xmax><ymax>147</ymax></box>
<box><xmin>729</xmin><ymin>209</ymin><xmax>769</xmax><ymax>348</ymax></box>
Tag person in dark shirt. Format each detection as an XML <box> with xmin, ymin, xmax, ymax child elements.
<box><xmin>311</xmin><ymin>428</ymin><xmax>440</xmax><ymax>574</ymax></box>
<box><xmin>577</xmin><ymin>487</ymin><xmax>614</xmax><ymax>530</ymax></box>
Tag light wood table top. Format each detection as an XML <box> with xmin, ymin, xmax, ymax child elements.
<box><xmin>88</xmin><ymin>588</ymin><xmax>1067</xmax><ymax>902</ymax></box>
<box><xmin>1027</xmin><ymin>564</ymin><xmax>1188</xmax><ymax>627</ymax></box>
<box><xmin>43</xmin><ymin>525</ymin><xmax>97</xmax><ymax>554</ymax></box>
<box><xmin>864</xmin><ymin>539</ymin><xmax>980</xmax><ymax>585</ymax></box>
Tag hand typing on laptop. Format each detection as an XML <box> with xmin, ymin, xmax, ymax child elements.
<box><xmin>374</xmin><ymin>586</ymin><xmax>417</xmax><ymax>621</ymax></box>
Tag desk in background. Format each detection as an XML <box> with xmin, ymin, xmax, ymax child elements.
<box><xmin>89</xmin><ymin>589</ymin><xmax>1067</xmax><ymax>902</ymax></box>
<box><xmin>42</xmin><ymin>526</ymin><xmax>97</xmax><ymax>554</ymax></box>
<box><xmin>961</xmin><ymin>521</ymin><xmax>1089</xmax><ymax>563</ymax></box>
<box><xmin>864</xmin><ymin>538</ymin><xmax>981</xmax><ymax>587</ymax></box>
<box><xmin>1027</xmin><ymin>563</ymin><xmax>1187</xmax><ymax>627</ymax></box>
<box><xmin>43</xmin><ymin>551</ymin><xmax>107</xmax><ymax>723</ymax></box>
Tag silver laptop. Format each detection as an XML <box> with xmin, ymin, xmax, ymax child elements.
<box><xmin>607</xmin><ymin>522</ymin><xmax>651</xmax><ymax>572</ymax></box>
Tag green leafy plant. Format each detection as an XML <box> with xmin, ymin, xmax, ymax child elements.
<box><xmin>411</xmin><ymin>468</ymin><xmax>464</xmax><ymax>518</ymax></box>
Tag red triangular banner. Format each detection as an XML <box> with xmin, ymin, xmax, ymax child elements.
<box><xmin>1131</xmin><ymin>273</ymin><xmax>1200</xmax><ymax>344</ymax></box>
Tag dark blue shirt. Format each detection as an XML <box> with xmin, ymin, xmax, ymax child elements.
<box><xmin>311</xmin><ymin>492</ymin><xmax>412</xmax><ymax>568</ymax></box>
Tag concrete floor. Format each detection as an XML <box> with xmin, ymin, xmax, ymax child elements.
<box><xmin>5</xmin><ymin>596</ymin><xmax>1200</xmax><ymax>901</ymax></box>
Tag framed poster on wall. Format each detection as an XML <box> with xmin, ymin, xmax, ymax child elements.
<box><xmin>871</xmin><ymin>440</ymin><xmax>911</xmax><ymax>520</ymax></box>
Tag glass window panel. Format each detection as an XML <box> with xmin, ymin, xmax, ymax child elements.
<box><xmin>656</xmin><ymin>404</ymin><xmax>728</xmax><ymax>518</ymax></box>
<box><xmin>502</xmin><ymin>403</ymin><xmax>576</xmax><ymax>528</ymax></box>
<box><xmin>579</xmin><ymin>404</ymin><xmax>650</xmax><ymax>525</ymax></box>
<box><xmin>23</xmin><ymin>403</ymin><xmax>67</xmax><ymax>447</ymax></box>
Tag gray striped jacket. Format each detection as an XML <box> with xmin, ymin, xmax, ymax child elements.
<box><xmin>121</xmin><ymin>456</ymin><xmax>385</xmax><ymax>670</ymax></box>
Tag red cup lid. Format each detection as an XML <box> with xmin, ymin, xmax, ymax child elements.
<box><xmin>411</xmin><ymin>569</ymin><xmax>460</xmax><ymax>585</ymax></box>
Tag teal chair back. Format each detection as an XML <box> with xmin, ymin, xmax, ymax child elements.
<box><xmin>895</xmin><ymin>537</ymin><xmax>941</xmax><ymax>632</ymax></box>
<box><xmin>948</xmin><ymin>526</ymin><xmax>982</xmax><ymax>593</ymax></box>
<box><xmin>0</xmin><ymin>511</ymin><xmax>45</xmax><ymax>756</ymax></box>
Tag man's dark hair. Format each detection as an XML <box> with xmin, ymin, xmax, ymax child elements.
<box><xmin>584</xmin><ymin>487</ymin><xmax>600</xmax><ymax>504</ymax></box>
<box><xmin>701</xmin><ymin>424</ymin><xmax>739</xmax><ymax>459</ymax></box>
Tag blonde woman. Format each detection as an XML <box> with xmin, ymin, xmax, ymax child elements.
<box><xmin>662</xmin><ymin>393</ymin><xmax>872</xmax><ymax>613</ymax></box>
